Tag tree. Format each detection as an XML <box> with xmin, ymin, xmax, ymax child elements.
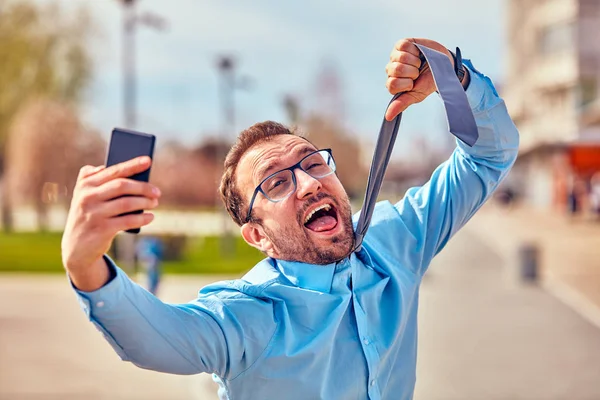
<box><xmin>150</xmin><ymin>138</ymin><xmax>230</xmax><ymax>209</ymax></box>
<box><xmin>4</xmin><ymin>98</ymin><xmax>105</xmax><ymax>231</ymax></box>
<box><xmin>0</xmin><ymin>0</ymin><xmax>93</xmax><ymax>231</ymax></box>
<box><xmin>282</xmin><ymin>94</ymin><xmax>301</xmax><ymax>127</ymax></box>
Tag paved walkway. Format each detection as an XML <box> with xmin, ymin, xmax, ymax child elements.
<box><xmin>1</xmin><ymin>221</ymin><xmax>600</xmax><ymax>399</ymax></box>
<box><xmin>467</xmin><ymin>202</ymin><xmax>600</xmax><ymax>328</ymax></box>
<box><xmin>0</xmin><ymin>274</ymin><xmax>221</xmax><ymax>400</ymax></box>
<box><xmin>416</xmin><ymin>224</ymin><xmax>600</xmax><ymax>400</ymax></box>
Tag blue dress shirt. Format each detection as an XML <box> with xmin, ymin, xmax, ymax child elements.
<box><xmin>73</xmin><ymin>60</ymin><xmax>519</xmax><ymax>400</ymax></box>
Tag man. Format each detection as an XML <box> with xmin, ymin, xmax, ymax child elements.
<box><xmin>62</xmin><ymin>38</ymin><xmax>519</xmax><ymax>400</ymax></box>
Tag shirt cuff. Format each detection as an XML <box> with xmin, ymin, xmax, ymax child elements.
<box><xmin>71</xmin><ymin>255</ymin><xmax>127</xmax><ymax>318</ymax></box>
<box><xmin>456</xmin><ymin>60</ymin><xmax>519</xmax><ymax>161</ymax></box>
<box><xmin>463</xmin><ymin>59</ymin><xmax>501</xmax><ymax>114</ymax></box>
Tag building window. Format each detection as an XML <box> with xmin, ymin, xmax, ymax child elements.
<box><xmin>537</xmin><ymin>22</ymin><xmax>575</xmax><ymax>56</ymax></box>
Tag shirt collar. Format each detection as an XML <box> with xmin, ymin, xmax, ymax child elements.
<box><xmin>274</xmin><ymin>258</ymin><xmax>338</xmax><ymax>293</ymax></box>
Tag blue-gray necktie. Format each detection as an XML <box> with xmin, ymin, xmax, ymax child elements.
<box><xmin>353</xmin><ymin>45</ymin><xmax>479</xmax><ymax>252</ymax></box>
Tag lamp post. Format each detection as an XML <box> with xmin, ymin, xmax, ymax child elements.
<box><xmin>120</xmin><ymin>0</ymin><xmax>167</xmax><ymax>129</ymax></box>
<box><xmin>216</xmin><ymin>56</ymin><xmax>252</xmax><ymax>142</ymax></box>
<box><xmin>217</xmin><ymin>56</ymin><xmax>236</xmax><ymax>142</ymax></box>
<box><xmin>215</xmin><ymin>55</ymin><xmax>251</xmax><ymax>256</ymax></box>
<box><xmin>116</xmin><ymin>0</ymin><xmax>167</xmax><ymax>275</ymax></box>
<box><xmin>122</xmin><ymin>0</ymin><xmax>136</xmax><ymax>128</ymax></box>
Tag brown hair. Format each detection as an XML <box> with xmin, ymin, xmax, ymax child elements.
<box><xmin>219</xmin><ymin>121</ymin><xmax>304</xmax><ymax>226</ymax></box>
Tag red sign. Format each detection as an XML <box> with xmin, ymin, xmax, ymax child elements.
<box><xmin>568</xmin><ymin>145</ymin><xmax>600</xmax><ymax>175</ymax></box>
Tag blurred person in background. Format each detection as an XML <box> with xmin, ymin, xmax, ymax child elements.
<box><xmin>590</xmin><ymin>171</ymin><xmax>600</xmax><ymax>220</ymax></box>
<box><xmin>135</xmin><ymin>236</ymin><xmax>163</xmax><ymax>295</ymax></box>
<box><xmin>61</xmin><ymin>37</ymin><xmax>519</xmax><ymax>400</ymax></box>
<box><xmin>567</xmin><ymin>176</ymin><xmax>578</xmax><ymax>217</ymax></box>
<box><xmin>567</xmin><ymin>175</ymin><xmax>588</xmax><ymax>220</ymax></box>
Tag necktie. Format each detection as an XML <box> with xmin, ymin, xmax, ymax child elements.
<box><xmin>352</xmin><ymin>45</ymin><xmax>479</xmax><ymax>252</ymax></box>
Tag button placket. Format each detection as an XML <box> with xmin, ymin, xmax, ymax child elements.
<box><xmin>351</xmin><ymin>255</ymin><xmax>382</xmax><ymax>399</ymax></box>
<box><xmin>353</xmin><ymin>296</ymin><xmax>381</xmax><ymax>398</ymax></box>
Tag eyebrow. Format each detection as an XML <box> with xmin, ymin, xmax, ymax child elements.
<box><xmin>256</xmin><ymin>145</ymin><xmax>316</xmax><ymax>182</ymax></box>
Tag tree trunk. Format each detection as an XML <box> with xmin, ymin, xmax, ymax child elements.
<box><xmin>0</xmin><ymin>178</ymin><xmax>13</xmax><ymax>232</ymax></box>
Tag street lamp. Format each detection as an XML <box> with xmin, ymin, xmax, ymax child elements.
<box><xmin>116</xmin><ymin>0</ymin><xmax>167</xmax><ymax>276</ymax></box>
<box><xmin>215</xmin><ymin>55</ymin><xmax>251</xmax><ymax>256</ymax></box>
<box><xmin>216</xmin><ymin>55</ymin><xmax>252</xmax><ymax>141</ymax></box>
<box><xmin>119</xmin><ymin>0</ymin><xmax>167</xmax><ymax>129</ymax></box>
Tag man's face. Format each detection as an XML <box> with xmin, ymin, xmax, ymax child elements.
<box><xmin>237</xmin><ymin>135</ymin><xmax>355</xmax><ymax>265</ymax></box>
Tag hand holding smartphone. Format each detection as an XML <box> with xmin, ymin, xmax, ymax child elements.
<box><xmin>105</xmin><ymin>128</ymin><xmax>156</xmax><ymax>234</ymax></box>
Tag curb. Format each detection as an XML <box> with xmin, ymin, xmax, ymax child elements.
<box><xmin>542</xmin><ymin>272</ymin><xmax>600</xmax><ymax>331</ymax></box>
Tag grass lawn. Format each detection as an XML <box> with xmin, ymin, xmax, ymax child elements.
<box><xmin>0</xmin><ymin>232</ymin><xmax>64</xmax><ymax>273</ymax></box>
<box><xmin>162</xmin><ymin>236</ymin><xmax>264</xmax><ymax>275</ymax></box>
<box><xmin>0</xmin><ymin>232</ymin><xmax>264</xmax><ymax>275</ymax></box>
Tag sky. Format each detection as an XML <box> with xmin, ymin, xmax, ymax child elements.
<box><xmin>40</xmin><ymin>0</ymin><xmax>505</xmax><ymax>161</ymax></box>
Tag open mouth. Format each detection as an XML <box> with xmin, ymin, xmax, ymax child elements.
<box><xmin>303</xmin><ymin>203</ymin><xmax>339</xmax><ymax>233</ymax></box>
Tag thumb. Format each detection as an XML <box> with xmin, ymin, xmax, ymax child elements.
<box><xmin>385</xmin><ymin>94</ymin><xmax>417</xmax><ymax>121</ymax></box>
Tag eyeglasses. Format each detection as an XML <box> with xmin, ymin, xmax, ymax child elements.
<box><xmin>245</xmin><ymin>149</ymin><xmax>336</xmax><ymax>223</ymax></box>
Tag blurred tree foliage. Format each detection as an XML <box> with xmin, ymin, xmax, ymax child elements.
<box><xmin>5</xmin><ymin>99</ymin><xmax>105</xmax><ymax>231</ymax></box>
<box><xmin>0</xmin><ymin>0</ymin><xmax>93</xmax><ymax>231</ymax></box>
<box><xmin>151</xmin><ymin>138</ymin><xmax>231</xmax><ymax>209</ymax></box>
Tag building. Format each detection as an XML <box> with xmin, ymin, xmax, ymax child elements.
<box><xmin>503</xmin><ymin>0</ymin><xmax>600</xmax><ymax>212</ymax></box>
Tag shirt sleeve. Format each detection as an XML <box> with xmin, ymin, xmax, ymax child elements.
<box><xmin>72</xmin><ymin>255</ymin><xmax>277</xmax><ymax>379</ymax></box>
<box><xmin>393</xmin><ymin>59</ymin><xmax>520</xmax><ymax>274</ymax></box>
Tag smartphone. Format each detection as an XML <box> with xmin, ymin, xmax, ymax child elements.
<box><xmin>105</xmin><ymin>128</ymin><xmax>156</xmax><ymax>234</ymax></box>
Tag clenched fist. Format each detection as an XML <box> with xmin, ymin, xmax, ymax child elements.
<box><xmin>61</xmin><ymin>156</ymin><xmax>161</xmax><ymax>291</ymax></box>
<box><xmin>385</xmin><ymin>38</ymin><xmax>460</xmax><ymax>121</ymax></box>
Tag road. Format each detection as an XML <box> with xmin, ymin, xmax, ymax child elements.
<box><xmin>1</xmin><ymin>224</ymin><xmax>600</xmax><ymax>400</ymax></box>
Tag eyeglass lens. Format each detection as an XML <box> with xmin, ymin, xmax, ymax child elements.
<box><xmin>261</xmin><ymin>151</ymin><xmax>335</xmax><ymax>201</ymax></box>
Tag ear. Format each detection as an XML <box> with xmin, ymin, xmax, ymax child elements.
<box><xmin>240</xmin><ymin>223</ymin><xmax>276</xmax><ymax>255</ymax></box>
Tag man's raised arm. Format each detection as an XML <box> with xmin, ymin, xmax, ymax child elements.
<box><xmin>61</xmin><ymin>158</ymin><xmax>276</xmax><ymax>377</ymax></box>
<box><xmin>385</xmin><ymin>38</ymin><xmax>519</xmax><ymax>274</ymax></box>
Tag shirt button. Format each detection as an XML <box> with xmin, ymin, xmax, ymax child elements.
<box><xmin>370</xmin><ymin>380</ymin><xmax>376</xmax><ymax>387</ymax></box>
<box><xmin>96</xmin><ymin>301</ymin><xmax>105</xmax><ymax>308</ymax></box>
<box><xmin>363</xmin><ymin>338</ymin><xmax>370</xmax><ymax>345</ymax></box>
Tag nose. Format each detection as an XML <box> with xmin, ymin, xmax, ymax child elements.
<box><xmin>294</xmin><ymin>169</ymin><xmax>322</xmax><ymax>199</ymax></box>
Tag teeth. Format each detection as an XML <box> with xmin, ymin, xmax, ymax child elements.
<box><xmin>304</xmin><ymin>204</ymin><xmax>331</xmax><ymax>224</ymax></box>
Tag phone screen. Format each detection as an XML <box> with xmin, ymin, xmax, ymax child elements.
<box><xmin>106</xmin><ymin>128</ymin><xmax>156</xmax><ymax>182</ymax></box>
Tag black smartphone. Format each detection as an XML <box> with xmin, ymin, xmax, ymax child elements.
<box><xmin>105</xmin><ymin>128</ymin><xmax>156</xmax><ymax>234</ymax></box>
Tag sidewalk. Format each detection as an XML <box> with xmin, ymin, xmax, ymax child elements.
<box><xmin>466</xmin><ymin>202</ymin><xmax>600</xmax><ymax>328</ymax></box>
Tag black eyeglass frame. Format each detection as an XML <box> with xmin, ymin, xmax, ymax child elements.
<box><xmin>244</xmin><ymin>148</ymin><xmax>335</xmax><ymax>223</ymax></box>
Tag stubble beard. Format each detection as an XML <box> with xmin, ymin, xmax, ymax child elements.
<box><xmin>263</xmin><ymin>194</ymin><xmax>355</xmax><ymax>265</ymax></box>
